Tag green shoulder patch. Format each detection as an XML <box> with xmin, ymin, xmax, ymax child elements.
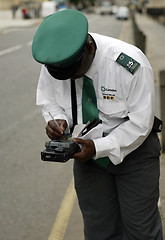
<box><xmin>116</xmin><ymin>52</ymin><xmax>140</xmax><ymax>75</ymax></box>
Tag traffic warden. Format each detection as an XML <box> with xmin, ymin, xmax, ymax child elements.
<box><xmin>32</xmin><ymin>9</ymin><xmax>163</xmax><ymax>240</ymax></box>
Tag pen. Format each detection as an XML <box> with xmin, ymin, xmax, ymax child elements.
<box><xmin>48</xmin><ymin>112</ymin><xmax>61</xmax><ymax>129</ymax></box>
<box><xmin>48</xmin><ymin>112</ymin><xmax>67</xmax><ymax>138</ymax></box>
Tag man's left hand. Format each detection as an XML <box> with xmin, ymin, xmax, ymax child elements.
<box><xmin>72</xmin><ymin>138</ymin><xmax>96</xmax><ymax>163</ymax></box>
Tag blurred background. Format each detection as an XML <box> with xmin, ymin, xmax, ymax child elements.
<box><xmin>0</xmin><ymin>0</ymin><xmax>165</xmax><ymax>22</ymax></box>
<box><xmin>0</xmin><ymin>0</ymin><xmax>165</xmax><ymax>240</ymax></box>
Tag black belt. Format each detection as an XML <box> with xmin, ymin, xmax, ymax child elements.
<box><xmin>152</xmin><ymin>116</ymin><xmax>163</xmax><ymax>132</ymax></box>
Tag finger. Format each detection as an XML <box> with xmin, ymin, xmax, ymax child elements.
<box><xmin>45</xmin><ymin>124</ymin><xmax>54</xmax><ymax>135</ymax></box>
<box><xmin>48</xmin><ymin>120</ymin><xmax>63</xmax><ymax>135</ymax></box>
<box><xmin>47</xmin><ymin>132</ymin><xmax>54</xmax><ymax>140</ymax></box>
<box><xmin>73</xmin><ymin>145</ymin><xmax>88</xmax><ymax>161</ymax></box>
<box><xmin>72</xmin><ymin>138</ymin><xmax>85</xmax><ymax>145</ymax></box>
<box><xmin>58</xmin><ymin>120</ymin><xmax>67</xmax><ymax>131</ymax></box>
<box><xmin>73</xmin><ymin>152</ymin><xmax>81</xmax><ymax>158</ymax></box>
<box><xmin>73</xmin><ymin>153</ymin><xmax>89</xmax><ymax>163</ymax></box>
<box><xmin>46</xmin><ymin>124</ymin><xmax>62</xmax><ymax>139</ymax></box>
<box><xmin>73</xmin><ymin>139</ymin><xmax>96</xmax><ymax>162</ymax></box>
<box><xmin>46</xmin><ymin>129</ymin><xmax>60</xmax><ymax>140</ymax></box>
<box><xmin>73</xmin><ymin>152</ymin><xmax>87</xmax><ymax>162</ymax></box>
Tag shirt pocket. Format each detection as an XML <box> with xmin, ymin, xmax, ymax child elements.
<box><xmin>97</xmin><ymin>99</ymin><xmax>128</xmax><ymax>118</ymax></box>
<box><xmin>55</xmin><ymin>94</ymin><xmax>81</xmax><ymax>113</ymax></box>
<box><xmin>55</xmin><ymin>93</ymin><xmax>71</xmax><ymax>109</ymax></box>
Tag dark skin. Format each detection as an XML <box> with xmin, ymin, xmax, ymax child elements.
<box><xmin>45</xmin><ymin>34</ymin><xmax>96</xmax><ymax>163</ymax></box>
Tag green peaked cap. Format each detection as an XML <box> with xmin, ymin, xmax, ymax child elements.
<box><xmin>32</xmin><ymin>9</ymin><xmax>88</xmax><ymax>67</ymax></box>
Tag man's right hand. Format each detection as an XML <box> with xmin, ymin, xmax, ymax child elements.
<box><xmin>45</xmin><ymin>119</ymin><xmax>67</xmax><ymax>140</ymax></box>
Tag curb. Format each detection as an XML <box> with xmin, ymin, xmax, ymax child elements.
<box><xmin>160</xmin><ymin>153</ymin><xmax>165</xmax><ymax>237</ymax></box>
<box><xmin>0</xmin><ymin>19</ymin><xmax>41</xmax><ymax>33</ymax></box>
<box><xmin>122</xmin><ymin>17</ymin><xmax>165</xmax><ymax>238</ymax></box>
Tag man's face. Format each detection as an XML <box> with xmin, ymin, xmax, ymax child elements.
<box><xmin>71</xmin><ymin>36</ymin><xmax>96</xmax><ymax>80</ymax></box>
<box><xmin>45</xmin><ymin>35</ymin><xmax>96</xmax><ymax>80</ymax></box>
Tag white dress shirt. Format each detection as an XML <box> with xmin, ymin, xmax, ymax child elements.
<box><xmin>36</xmin><ymin>33</ymin><xmax>155</xmax><ymax>165</ymax></box>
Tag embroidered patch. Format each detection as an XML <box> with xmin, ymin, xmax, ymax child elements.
<box><xmin>116</xmin><ymin>52</ymin><xmax>140</xmax><ymax>74</ymax></box>
<box><xmin>103</xmin><ymin>95</ymin><xmax>115</xmax><ymax>100</ymax></box>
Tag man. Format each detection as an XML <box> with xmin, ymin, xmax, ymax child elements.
<box><xmin>32</xmin><ymin>9</ymin><xmax>163</xmax><ymax>240</ymax></box>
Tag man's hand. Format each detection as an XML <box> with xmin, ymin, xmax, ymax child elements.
<box><xmin>46</xmin><ymin>119</ymin><xmax>67</xmax><ymax>140</ymax></box>
<box><xmin>72</xmin><ymin>138</ymin><xmax>96</xmax><ymax>163</ymax></box>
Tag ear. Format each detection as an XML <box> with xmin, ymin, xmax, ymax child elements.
<box><xmin>87</xmin><ymin>41</ymin><xmax>95</xmax><ymax>55</ymax></box>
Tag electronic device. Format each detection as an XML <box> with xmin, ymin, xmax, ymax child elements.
<box><xmin>41</xmin><ymin>135</ymin><xmax>79</xmax><ymax>162</ymax></box>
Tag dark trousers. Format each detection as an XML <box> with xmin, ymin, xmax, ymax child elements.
<box><xmin>73</xmin><ymin>131</ymin><xmax>163</xmax><ymax>240</ymax></box>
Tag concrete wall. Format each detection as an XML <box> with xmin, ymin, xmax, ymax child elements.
<box><xmin>147</xmin><ymin>0</ymin><xmax>165</xmax><ymax>8</ymax></box>
<box><xmin>115</xmin><ymin>0</ymin><xmax>129</xmax><ymax>6</ymax></box>
<box><xmin>0</xmin><ymin>0</ymin><xmax>12</xmax><ymax>9</ymax></box>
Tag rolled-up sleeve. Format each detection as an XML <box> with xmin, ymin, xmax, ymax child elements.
<box><xmin>36</xmin><ymin>65</ymin><xmax>72</xmax><ymax>128</ymax></box>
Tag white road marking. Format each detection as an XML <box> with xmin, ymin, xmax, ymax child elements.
<box><xmin>27</xmin><ymin>40</ymin><xmax>32</xmax><ymax>46</ymax></box>
<box><xmin>48</xmin><ymin>177</ymin><xmax>76</xmax><ymax>240</ymax></box>
<box><xmin>0</xmin><ymin>44</ymin><xmax>22</xmax><ymax>57</ymax></box>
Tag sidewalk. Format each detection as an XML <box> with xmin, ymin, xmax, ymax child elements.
<box><xmin>0</xmin><ymin>10</ymin><xmax>41</xmax><ymax>32</ymax></box>
<box><xmin>133</xmin><ymin>13</ymin><xmax>165</xmax><ymax>238</ymax></box>
<box><xmin>136</xmin><ymin>13</ymin><xmax>165</xmax><ymax>84</ymax></box>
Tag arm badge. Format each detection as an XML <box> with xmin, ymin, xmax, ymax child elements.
<box><xmin>116</xmin><ymin>52</ymin><xmax>140</xmax><ymax>74</ymax></box>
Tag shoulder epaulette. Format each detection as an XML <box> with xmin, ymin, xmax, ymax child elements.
<box><xmin>116</xmin><ymin>52</ymin><xmax>140</xmax><ymax>75</ymax></box>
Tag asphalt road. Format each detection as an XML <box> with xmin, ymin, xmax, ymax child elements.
<box><xmin>0</xmin><ymin>13</ymin><xmax>123</xmax><ymax>240</ymax></box>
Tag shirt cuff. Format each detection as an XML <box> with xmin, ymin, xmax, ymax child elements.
<box><xmin>93</xmin><ymin>136</ymin><xmax>123</xmax><ymax>165</ymax></box>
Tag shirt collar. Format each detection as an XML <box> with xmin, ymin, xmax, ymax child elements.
<box><xmin>85</xmin><ymin>33</ymin><xmax>100</xmax><ymax>80</ymax></box>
